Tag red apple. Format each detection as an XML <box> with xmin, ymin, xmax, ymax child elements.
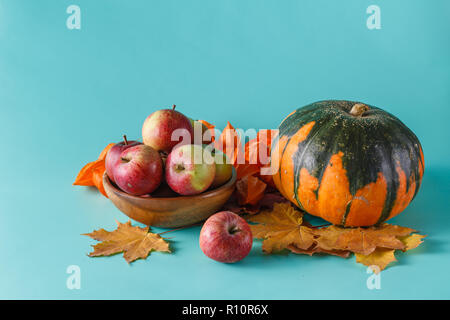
<box><xmin>165</xmin><ymin>144</ymin><xmax>215</xmax><ymax>195</ymax></box>
<box><xmin>142</xmin><ymin>105</ymin><xmax>193</xmax><ymax>153</ymax></box>
<box><xmin>114</xmin><ymin>144</ymin><xmax>163</xmax><ymax>195</ymax></box>
<box><xmin>105</xmin><ymin>135</ymin><xmax>141</xmax><ymax>183</ymax></box>
<box><xmin>211</xmin><ymin>149</ymin><xmax>233</xmax><ymax>188</ymax></box>
<box><xmin>199</xmin><ymin>211</ymin><xmax>253</xmax><ymax>263</ymax></box>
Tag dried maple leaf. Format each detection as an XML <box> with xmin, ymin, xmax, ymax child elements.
<box><xmin>73</xmin><ymin>143</ymin><xmax>114</xmax><ymax>197</ymax></box>
<box><xmin>355</xmin><ymin>233</ymin><xmax>426</xmax><ymax>272</ymax></box>
<box><xmin>399</xmin><ymin>234</ymin><xmax>426</xmax><ymax>251</ymax></box>
<box><xmin>355</xmin><ymin>248</ymin><xmax>397</xmax><ymax>272</ymax></box>
<box><xmin>314</xmin><ymin>224</ymin><xmax>414</xmax><ymax>256</ymax></box>
<box><xmin>287</xmin><ymin>244</ymin><xmax>351</xmax><ymax>258</ymax></box>
<box><xmin>248</xmin><ymin>203</ymin><xmax>316</xmax><ymax>252</ymax></box>
<box><xmin>249</xmin><ymin>202</ymin><xmax>425</xmax><ymax>271</ymax></box>
<box><xmin>83</xmin><ymin>220</ymin><xmax>170</xmax><ymax>263</ymax></box>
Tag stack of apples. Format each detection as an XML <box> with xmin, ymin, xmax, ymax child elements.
<box><xmin>105</xmin><ymin>105</ymin><xmax>253</xmax><ymax>263</ymax></box>
<box><xmin>105</xmin><ymin>105</ymin><xmax>233</xmax><ymax>197</ymax></box>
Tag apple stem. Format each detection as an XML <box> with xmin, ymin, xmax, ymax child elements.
<box><xmin>123</xmin><ymin>135</ymin><xmax>128</xmax><ymax>145</ymax></box>
<box><xmin>172</xmin><ymin>104</ymin><xmax>176</xmax><ymax>110</ymax></box>
<box><xmin>228</xmin><ymin>226</ymin><xmax>240</xmax><ymax>235</ymax></box>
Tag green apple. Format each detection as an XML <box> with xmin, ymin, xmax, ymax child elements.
<box><xmin>211</xmin><ymin>149</ymin><xmax>233</xmax><ymax>188</ymax></box>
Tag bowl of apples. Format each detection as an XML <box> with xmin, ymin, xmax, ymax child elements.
<box><xmin>103</xmin><ymin>106</ymin><xmax>237</xmax><ymax>228</ymax></box>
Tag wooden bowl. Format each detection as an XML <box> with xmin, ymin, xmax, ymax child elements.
<box><xmin>103</xmin><ymin>168</ymin><xmax>237</xmax><ymax>228</ymax></box>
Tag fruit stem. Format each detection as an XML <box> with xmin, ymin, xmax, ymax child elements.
<box><xmin>123</xmin><ymin>135</ymin><xmax>128</xmax><ymax>145</ymax></box>
<box><xmin>228</xmin><ymin>226</ymin><xmax>240</xmax><ymax>234</ymax></box>
<box><xmin>172</xmin><ymin>104</ymin><xmax>176</xmax><ymax>110</ymax></box>
<box><xmin>349</xmin><ymin>103</ymin><xmax>369</xmax><ymax>117</ymax></box>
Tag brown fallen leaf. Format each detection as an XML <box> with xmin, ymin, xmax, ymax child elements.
<box><xmin>287</xmin><ymin>244</ymin><xmax>351</xmax><ymax>258</ymax></box>
<box><xmin>83</xmin><ymin>220</ymin><xmax>170</xmax><ymax>263</ymax></box>
<box><xmin>248</xmin><ymin>202</ymin><xmax>426</xmax><ymax>271</ymax></box>
<box><xmin>314</xmin><ymin>224</ymin><xmax>415</xmax><ymax>256</ymax></box>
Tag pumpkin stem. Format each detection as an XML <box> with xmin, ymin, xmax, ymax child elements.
<box><xmin>349</xmin><ymin>103</ymin><xmax>369</xmax><ymax>117</ymax></box>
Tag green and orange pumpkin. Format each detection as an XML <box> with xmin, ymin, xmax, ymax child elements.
<box><xmin>271</xmin><ymin>100</ymin><xmax>424</xmax><ymax>227</ymax></box>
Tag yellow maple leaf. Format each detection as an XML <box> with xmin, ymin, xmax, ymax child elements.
<box><xmin>355</xmin><ymin>248</ymin><xmax>397</xmax><ymax>273</ymax></box>
<box><xmin>83</xmin><ymin>220</ymin><xmax>171</xmax><ymax>263</ymax></box>
<box><xmin>248</xmin><ymin>202</ymin><xmax>316</xmax><ymax>253</ymax></box>
<box><xmin>399</xmin><ymin>234</ymin><xmax>426</xmax><ymax>251</ymax></box>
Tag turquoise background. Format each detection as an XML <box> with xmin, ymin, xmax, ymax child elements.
<box><xmin>1</xmin><ymin>0</ymin><xmax>449</xmax><ymax>299</ymax></box>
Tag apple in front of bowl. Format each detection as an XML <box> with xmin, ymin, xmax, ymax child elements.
<box><xmin>165</xmin><ymin>144</ymin><xmax>215</xmax><ymax>195</ymax></box>
<box><xmin>199</xmin><ymin>211</ymin><xmax>253</xmax><ymax>263</ymax></box>
<box><xmin>142</xmin><ymin>105</ymin><xmax>193</xmax><ymax>153</ymax></box>
<box><xmin>114</xmin><ymin>144</ymin><xmax>163</xmax><ymax>195</ymax></box>
<box><xmin>105</xmin><ymin>135</ymin><xmax>141</xmax><ymax>183</ymax></box>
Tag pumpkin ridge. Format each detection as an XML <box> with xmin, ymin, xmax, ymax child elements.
<box><xmin>341</xmin><ymin>200</ymin><xmax>353</xmax><ymax>226</ymax></box>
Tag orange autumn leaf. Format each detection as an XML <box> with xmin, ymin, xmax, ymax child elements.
<box><xmin>98</xmin><ymin>143</ymin><xmax>115</xmax><ymax>161</ymax></box>
<box><xmin>215</xmin><ymin>122</ymin><xmax>243</xmax><ymax>165</ymax></box>
<box><xmin>73</xmin><ymin>161</ymin><xmax>99</xmax><ymax>186</ymax></box>
<box><xmin>236</xmin><ymin>175</ymin><xmax>267</xmax><ymax>206</ymax></box>
<box><xmin>244</xmin><ymin>129</ymin><xmax>276</xmax><ymax>188</ymax></box>
<box><xmin>73</xmin><ymin>143</ymin><xmax>114</xmax><ymax>197</ymax></box>
<box><xmin>83</xmin><ymin>220</ymin><xmax>170</xmax><ymax>263</ymax></box>
<box><xmin>235</xmin><ymin>163</ymin><xmax>261</xmax><ymax>180</ymax></box>
<box><xmin>245</xmin><ymin>129</ymin><xmax>274</xmax><ymax>166</ymax></box>
<box><xmin>198</xmin><ymin>119</ymin><xmax>215</xmax><ymax>130</ymax></box>
<box><xmin>258</xmin><ymin>173</ymin><xmax>276</xmax><ymax>189</ymax></box>
<box><xmin>198</xmin><ymin>119</ymin><xmax>216</xmax><ymax>142</ymax></box>
<box><xmin>92</xmin><ymin>161</ymin><xmax>108</xmax><ymax>197</ymax></box>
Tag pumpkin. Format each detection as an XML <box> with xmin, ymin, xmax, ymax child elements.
<box><xmin>271</xmin><ymin>100</ymin><xmax>424</xmax><ymax>227</ymax></box>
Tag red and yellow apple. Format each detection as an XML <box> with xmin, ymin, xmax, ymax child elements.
<box><xmin>211</xmin><ymin>149</ymin><xmax>233</xmax><ymax>188</ymax></box>
<box><xmin>114</xmin><ymin>144</ymin><xmax>163</xmax><ymax>195</ymax></box>
<box><xmin>105</xmin><ymin>136</ymin><xmax>141</xmax><ymax>183</ymax></box>
<box><xmin>199</xmin><ymin>211</ymin><xmax>253</xmax><ymax>263</ymax></box>
<box><xmin>165</xmin><ymin>144</ymin><xmax>215</xmax><ymax>195</ymax></box>
<box><xmin>142</xmin><ymin>105</ymin><xmax>193</xmax><ymax>153</ymax></box>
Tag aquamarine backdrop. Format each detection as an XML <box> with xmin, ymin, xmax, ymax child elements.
<box><xmin>1</xmin><ymin>0</ymin><xmax>449</xmax><ymax>299</ymax></box>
